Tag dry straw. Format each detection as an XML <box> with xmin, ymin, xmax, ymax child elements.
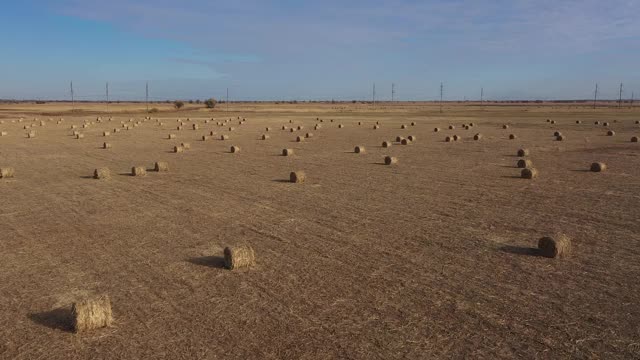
<box><xmin>154</xmin><ymin>161</ymin><xmax>169</xmax><ymax>172</ymax></box>
<box><xmin>590</xmin><ymin>162</ymin><xmax>606</xmax><ymax>172</ymax></box>
<box><xmin>517</xmin><ymin>159</ymin><xmax>533</xmax><ymax>168</ymax></box>
<box><xmin>71</xmin><ymin>295</ymin><xmax>113</xmax><ymax>332</ymax></box>
<box><xmin>290</xmin><ymin>171</ymin><xmax>306</xmax><ymax>183</ymax></box>
<box><xmin>132</xmin><ymin>166</ymin><xmax>147</xmax><ymax>176</ymax></box>
<box><xmin>0</xmin><ymin>167</ymin><xmax>15</xmax><ymax>178</ymax></box>
<box><xmin>93</xmin><ymin>168</ymin><xmax>111</xmax><ymax>180</ymax></box>
<box><xmin>282</xmin><ymin>148</ymin><xmax>293</xmax><ymax>156</ymax></box>
<box><xmin>521</xmin><ymin>168</ymin><xmax>538</xmax><ymax>179</ymax></box>
<box><xmin>384</xmin><ymin>156</ymin><xmax>398</xmax><ymax>165</ymax></box>
<box><xmin>224</xmin><ymin>245</ymin><xmax>256</xmax><ymax>270</ymax></box>
<box><xmin>538</xmin><ymin>234</ymin><xmax>571</xmax><ymax>258</ymax></box>
<box><xmin>354</xmin><ymin>146</ymin><xmax>365</xmax><ymax>154</ymax></box>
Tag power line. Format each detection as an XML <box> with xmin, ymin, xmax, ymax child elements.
<box><xmin>391</xmin><ymin>83</ymin><xmax>395</xmax><ymax>102</ymax></box>
<box><xmin>440</xmin><ymin>82</ymin><xmax>443</xmax><ymax>113</ymax></box>
<box><xmin>593</xmin><ymin>83</ymin><xmax>598</xmax><ymax>109</ymax></box>
<box><xmin>372</xmin><ymin>83</ymin><xmax>376</xmax><ymax>107</ymax></box>
<box><xmin>226</xmin><ymin>88</ymin><xmax>229</xmax><ymax>112</ymax></box>
<box><xmin>70</xmin><ymin>81</ymin><xmax>74</xmax><ymax>109</ymax></box>
<box><xmin>145</xmin><ymin>81</ymin><xmax>149</xmax><ymax>113</ymax></box>
<box><xmin>106</xmin><ymin>82</ymin><xmax>109</xmax><ymax>113</ymax></box>
<box><xmin>619</xmin><ymin>83</ymin><xmax>623</xmax><ymax>108</ymax></box>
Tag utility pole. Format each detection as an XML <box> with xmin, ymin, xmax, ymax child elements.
<box><xmin>631</xmin><ymin>92</ymin><xmax>634</xmax><ymax>108</ymax></box>
<box><xmin>593</xmin><ymin>83</ymin><xmax>598</xmax><ymax>109</ymax></box>
<box><xmin>619</xmin><ymin>83</ymin><xmax>623</xmax><ymax>108</ymax></box>
<box><xmin>70</xmin><ymin>81</ymin><xmax>74</xmax><ymax>110</ymax></box>
<box><xmin>391</xmin><ymin>83</ymin><xmax>395</xmax><ymax>102</ymax></box>
<box><xmin>439</xmin><ymin>82</ymin><xmax>443</xmax><ymax>113</ymax></box>
<box><xmin>106</xmin><ymin>82</ymin><xmax>109</xmax><ymax>113</ymax></box>
<box><xmin>145</xmin><ymin>81</ymin><xmax>149</xmax><ymax>113</ymax></box>
<box><xmin>226</xmin><ymin>88</ymin><xmax>229</xmax><ymax>112</ymax></box>
<box><xmin>480</xmin><ymin>87</ymin><xmax>484</xmax><ymax>107</ymax></box>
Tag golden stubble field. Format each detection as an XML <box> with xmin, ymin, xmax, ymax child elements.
<box><xmin>0</xmin><ymin>101</ymin><xmax>639</xmax><ymax>359</ymax></box>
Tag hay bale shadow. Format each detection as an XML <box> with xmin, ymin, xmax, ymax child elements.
<box><xmin>186</xmin><ymin>256</ymin><xmax>226</xmax><ymax>268</ymax></box>
<box><xmin>79</xmin><ymin>175</ymin><xmax>94</xmax><ymax>179</ymax></box>
<box><xmin>501</xmin><ymin>175</ymin><xmax>523</xmax><ymax>179</ymax></box>
<box><xmin>499</xmin><ymin>245</ymin><xmax>542</xmax><ymax>257</ymax></box>
<box><xmin>272</xmin><ymin>179</ymin><xmax>291</xmax><ymax>183</ymax></box>
<box><xmin>28</xmin><ymin>307</ymin><xmax>73</xmax><ymax>332</ymax></box>
<box><xmin>571</xmin><ymin>169</ymin><xmax>591</xmax><ymax>172</ymax></box>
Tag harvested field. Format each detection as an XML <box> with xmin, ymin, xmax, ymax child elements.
<box><xmin>0</xmin><ymin>102</ymin><xmax>639</xmax><ymax>359</ymax></box>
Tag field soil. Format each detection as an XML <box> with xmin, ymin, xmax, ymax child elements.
<box><xmin>1</xmin><ymin>102</ymin><xmax>639</xmax><ymax>359</ymax></box>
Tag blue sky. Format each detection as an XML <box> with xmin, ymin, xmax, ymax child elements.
<box><xmin>1</xmin><ymin>0</ymin><xmax>639</xmax><ymax>101</ymax></box>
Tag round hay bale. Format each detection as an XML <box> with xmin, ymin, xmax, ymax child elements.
<box><xmin>395</xmin><ymin>136</ymin><xmax>404</xmax><ymax>142</ymax></box>
<box><xmin>83</xmin><ymin>124</ymin><xmax>89</xmax><ymax>128</ymax></box>
<box><xmin>550</xmin><ymin>120</ymin><xmax>556</xmax><ymax>124</ymax></box>
<box><xmin>382</xmin><ymin>141</ymin><xmax>391</xmax><ymax>148</ymax></box>
<box><xmin>401</xmin><ymin>124</ymin><xmax>406</xmax><ymax>129</ymax></box>
<box><xmin>635</xmin><ymin>120</ymin><xmax>640</xmax><ymax>124</ymax></box>
<box><xmin>209</xmin><ymin>131</ymin><xmax>216</xmax><ymax>136</ymax></box>
<box><xmin>224</xmin><ymin>245</ymin><xmax>256</xmax><ymax>270</ymax></box>
<box><xmin>411</xmin><ymin>122</ymin><xmax>416</xmax><ymax>126</ymax></box>
<box><xmin>103</xmin><ymin>142</ymin><xmax>112</xmax><ymax>149</ymax></box>
<box><xmin>71</xmin><ymin>295</ymin><xmax>113</xmax><ymax>332</ymax></box>
<box><xmin>168</xmin><ymin>134</ymin><xmax>176</xmax><ymax>139</ymax></box>
<box><xmin>290</xmin><ymin>171</ymin><xmax>306</xmax><ymax>183</ymax></box>
<box><xmin>289</xmin><ymin>119</ymin><xmax>293</xmax><ymax>123</ymax></box>
<box><xmin>401</xmin><ymin>138</ymin><xmax>410</xmax><ymax>145</ymax></box>
<box><xmin>594</xmin><ymin>121</ymin><xmax>600</xmax><ymax>125</ymax></box>
<box><xmin>607</xmin><ymin>130</ymin><xmax>615</xmax><ymax>136</ymax></box>
<box><xmin>546</xmin><ymin>119</ymin><xmax>551</xmax><ymax>123</ymax></box>
<box><xmin>174</xmin><ymin>146</ymin><xmax>184</xmax><ymax>153</ymax></box>
<box><xmin>603</xmin><ymin>122</ymin><xmax>609</xmax><ymax>126</ymax></box>
<box><xmin>631</xmin><ymin>136</ymin><xmax>638</xmax><ymax>143</ymax></box>
<box><xmin>228</xmin><ymin>127</ymin><xmax>235</xmax><ymax>132</ymax></box>
<box><xmin>521</xmin><ymin>168</ymin><xmax>538</xmax><ymax>179</ymax></box>
<box><xmin>290</xmin><ymin>128</ymin><xmax>295</xmax><ymax>133</ymax></box>
<box><xmin>384</xmin><ymin>156</ymin><xmax>398</xmax><ymax>165</ymax></box>
<box><xmin>434</xmin><ymin>127</ymin><xmax>441</xmax><ymax>132</ymax></box>
<box><xmin>181</xmin><ymin>142</ymin><xmax>191</xmax><ymax>150</ymax></box>
<box><xmin>0</xmin><ymin>167</ymin><xmax>15</xmax><ymax>178</ymax></box>
<box><xmin>358</xmin><ymin>121</ymin><xmax>362</xmax><ymax>126</ymax></box>
<box><xmin>449</xmin><ymin>125</ymin><xmax>455</xmax><ymax>130</ymax></box>
<box><xmin>373</xmin><ymin>125</ymin><xmax>380</xmax><ymax>129</ymax></box>
<box><xmin>103</xmin><ymin>131</ymin><xmax>110</xmax><ymax>137</ymax></box>
<box><xmin>473</xmin><ymin>133</ymin><xmax>482</xmax><ymax>140</ymax></box>
<box><xmin>338</xmin><ymin>124</ymin><xmax>344</xmax><ymax>128</ymax></box>
<box><xmin>192</xmin><ymin>124</ymin><xmax>199</xmax><ymax>130</ymax></box>
<box><xmin>76</xmin><ymin>134</ymin><xmax>84</xmax><ymax>139</ymax></box>
<box><xmin>0</xmin><ymin>131</ymin><xmax>7</xmax><ymax>136</ymax></box>
<box><xmin>154</xmin><ymin>161</ymin><xmax>169</xmax><ymax>172</ymax></box>
<box><xmin>502</xmin><ymin>125</ymin><xmax>509</xmax><ymax>129</ymax></box>
<box><xmin>469</xmin><ymin>122</ymin><xmax>474</xmax><ymax>127</ymax></box>
<box><xmin>297</xmin><ymin>126</ymin><xmax>303</xmax><ymax>130</ymax></box>
<box><xmin>464</xmin><ymin>125</ymin><xmax>469</xmax><ymax>130</ymax></box>
<box><xmin>265</xmin><ymin>127</ymin><xmax>271</xmax><ymax>132</ymax></box>
<box><xmin>517</xmin><ymin>148</ymin><xmax>529</xmax><ymax>157</ymax></box>
<box><xmin>509</xmin><ymin>134</ymin><xmax>517</xmax><ymax>139</ymax></box>
<box><xmin>296</xmin><ymin>136</ymin><xmax>304</xmax><ymax>142</ymax></box>
<box><xmin>131</xmin><ymin>166</ymin><xmax>147</xmax><ymax>176</ymax></box>
<box><xmin>445</xmin><ymin>136</ymin><xmax>452</xmax><ymax>142</ymax></box>
<box><xmin>220</xmin><ymin>135</ymin><xmax>229</xmax><ymax>140</ymax></box>
<box><xmin>282</xmin><ymin>148</ymin><xmax>293</xmax><ymax>156</ymax></box>
<box><xmin>305</xmin><ymin>132</ymin><xmax>313</xmax><ymax>138</ymax></box>
<box><xmin>354</xmin><ymin>146</ymin><xmax>365</xmax><ymax>154</ymax></box>
<box><xmin>93</xmin><ymin>168</ymin><xmax>110</xmax><ymax>179</ymax></box>
<box><xmin>261</xmin><ymin>134</ymin><xmax>270</xmax><ymax>140</ymax></box>
<box><xmin>453</xmin><ymin>135</ymin><xmax>460</xmax><ymax>141</ymax></box>
<box><xmin>114</xmin><ymin>128</ymin><xmax>120</xmax><ymax>133</ymax></box>
<box><xmin>230</xmin><ymin>145</ymin><xmax>240</xmax><ymax>153</ymax></box>
<box><xmin>538</xmin><ymin>234</ymin><xmax>571</xmax><ymax>258</ymax></box>
<box><xmin>71</xmin><ymin>125</ymin><xmax>77</xmax><ymax>129</ymax></box>
<box><xmin>590</xmin><ymin>162</ymin><xmax>606</xmax><ymax>172</ymax></box>
<box><xmin>556</xmin><ymin>135</ymin><xmax>565</xmax><ymax>141</ymax></box>
<box><xmin>177</xmin><ymin>126</ymin><xmax>183</xmax><ymax>130</ymax></box>
<box><xmin>407</xmin><ymin>135</ymin><xmax>416</xmax><ymax>141</ymax></box>
<box><xmin>27</xmin><ymin>132</ymin><xmax>36</xmax><ymax>138</ymax></box>
<box><xmin>576</xmin><ymin>120</ymin><xmax>582</xmax><ymax>124</ymax></box>
<box><xmin>553</xmin><ymin>131</ymin><xmax>562</xmax><ymax>137</ymax></box>
<box><xmin>517</xmin><ymin>159</ymin><xmax>533</xmax><ymax>168</ymax></box>
<box><xmin>202</xmin><ymin>135</ymin><xmax>210</xmax><ymax>141</ymax></box>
